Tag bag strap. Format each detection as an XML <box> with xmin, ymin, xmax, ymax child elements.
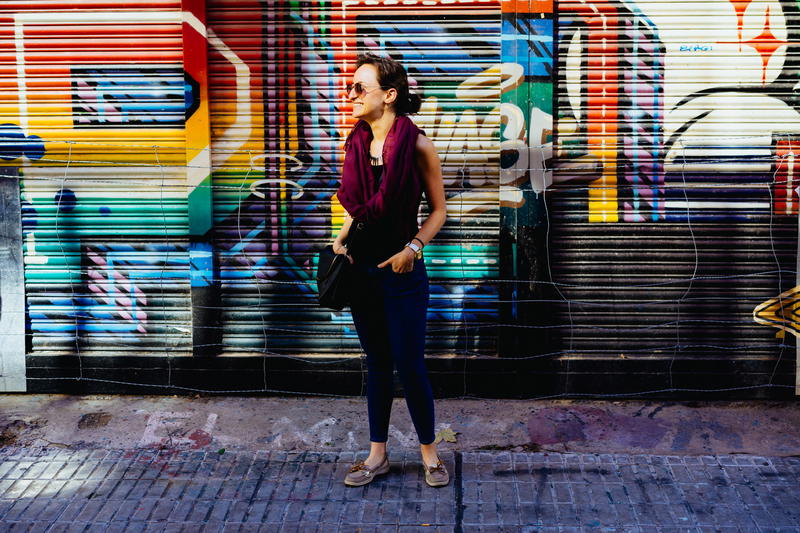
<box><xmin>323</xmin><ymin>255</ymin><xmax>340</xmax><ymax>279</ymax></box>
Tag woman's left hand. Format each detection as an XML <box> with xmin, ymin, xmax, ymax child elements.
<box><xmin>377</xmin><ymin>247</ymin><xmax>416</xmax><ymax>273</ymax></box>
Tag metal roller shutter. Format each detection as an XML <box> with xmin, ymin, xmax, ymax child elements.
<box><xmin>208</xmin><ymin>1</ymin><xmax>502</xmax><ymax>356</ymax></box>
<box><xmin>550</xmin><ymin>0</ymin><xmax>799</xmax><ymax>373</ymax></box>
<box><xmin>1</xmin><ymin>2</ymin><xmax>192</xmax><ymax>355</ymax></box>
<box><xmin>1</xmin><ymin>0</ymin><xmax>796</xmax><ymax>395</ymax></box>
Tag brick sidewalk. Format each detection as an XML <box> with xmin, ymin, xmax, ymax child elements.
<box><xmin>0</xmin><ymin>447</ymin><xmax>798</xmax><ymax>532</ymax></box>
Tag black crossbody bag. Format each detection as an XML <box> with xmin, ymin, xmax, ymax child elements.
<box><xmin>315</xmin><ymin>220</ymin><xmax>383</xmax><ymax>310</ymax></box>
<box><xmin>315</xmin><ymin>245</ymin><xmax>353</xmax><ymax>310</ymax></box>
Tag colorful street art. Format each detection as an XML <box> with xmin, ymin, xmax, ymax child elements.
<box><xmin>551</xmin><ymin>0</ymin><xmax>800</xmax><ymax>222</ymax></box>
<box><xmin>557</xmin><ymin>0</ymin><xmax>665</xmax><ymax>222</ymax></box>
<box><xmin>0</xmin><ymin>0</ymin><xmax>798</xmax><ymax>393</ymax></box>
<box><xmin>546</xmin><ymin>0</ymin><xmax>799</xmax><ymax>375</ymax></box>
<box><xmin>0</xmin><ymin>0</ymin><xmax>502</xmax><ymax>356</ymax></box>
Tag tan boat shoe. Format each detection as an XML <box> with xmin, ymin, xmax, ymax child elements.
<box><xmin>343</xmin><ymin>454</ymin><xmax>390</xmax><ymax>487</ymax></box>
<box><xmin>424</xmin><ymin>459</ymin><xmax>449</xmax><ymax>487</ymax></box>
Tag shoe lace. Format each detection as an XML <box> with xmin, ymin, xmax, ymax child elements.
<box><xmin>349</xmin><ymin>460</ymin><xmax>367</xmax><ymax>473</ymax></box>
<box><xmin>428</xmin><ymin>460</ymin><xmax>445</xmax><ymax>474</ymax></box>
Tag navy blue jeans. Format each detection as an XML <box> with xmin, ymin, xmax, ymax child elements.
<box><xmin>349</xmin><ymin>257</ymin><xmax>435</xmax><ymax>445</ymax></box>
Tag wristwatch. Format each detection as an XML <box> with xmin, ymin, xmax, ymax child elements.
<box><xmin>405</xmin><ymin>241</ymin><xmax>423</xmax><ymax>260</ymax></box>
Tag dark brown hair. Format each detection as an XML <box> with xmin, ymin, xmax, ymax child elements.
<box><xmin>355</xmin><ymin>52</ymin><xmax>422</xmax><ymax>116</ymax></box>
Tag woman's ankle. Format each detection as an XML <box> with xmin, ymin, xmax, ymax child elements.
<box><xmin>420</xmin><ymin>443</ymin><xmax>439</xmax><ymax>464</ymax></box>
<box><xmin>367</xmin><ymin>443</ymin><xmax>387</xmax><ymax>462</ymax></box>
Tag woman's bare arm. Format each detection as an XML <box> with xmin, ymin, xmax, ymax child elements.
<box><xmin>413</xmin><ymin>134</ymin><xmax>447</xmax><ymax>246</ymax></box>
<box><xmin>377</xmin><ymin>133</ymin><xmax>446</xmax><ymax>272</ymax></box>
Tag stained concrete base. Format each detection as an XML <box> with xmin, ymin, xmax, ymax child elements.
<box><xmin>1</xmin><ymin>395</ymin><xmax>799</xmax><ymax>457</ymax></box>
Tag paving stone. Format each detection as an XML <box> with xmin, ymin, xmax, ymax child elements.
<box><xmin>225</xmin><ymin>500</ymin><xmax>250</xmax><ymax>522</ymax></box>
<box><xmin>208</xmin><ymin>499</ymin><xmax>233</xmax><ymax>522</ymax></box>
<box><xmin>74</xmin><ymin>498</ymin><xmax>106</xmax><ymax>522</ymax></box>
<box><xmin>109</xmin><ymin>499</ymin><xmax>139</xmax><ymax>522</ymax></box>
<box><xmin>201</xmin><ymin>520</ymin><xmax>224</xmax><ymax>533</ymax></box>
<box><xmin>3</xmin><ymin>500</ymin><xmax>33</xmax><ymax>522</ymax></box>
<box><xmin>0</xmin><ymin>449</ymin><xmax>797</xmax><ymax>530</ymax></box>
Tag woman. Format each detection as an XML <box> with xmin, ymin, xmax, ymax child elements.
<box><xmin>332</xmin><ymin>52</ymin><xmax>448</xmax><ymax>487</ymax></box>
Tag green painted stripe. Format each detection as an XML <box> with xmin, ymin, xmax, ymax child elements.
<box><xmin>188</xmin><ymin>174</ymin><xmax>214</xmax><ymax>236</ymax></box>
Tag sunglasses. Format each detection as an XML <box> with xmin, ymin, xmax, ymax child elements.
<box><xmin>345</xmin><ymin>82</ymin><xmax>390</xmax><ymax>95</ymax></box>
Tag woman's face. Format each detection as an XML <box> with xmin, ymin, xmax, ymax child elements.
<box><xmin>348</xmin><ymin>64</ymin><xmax>394</xmax><ymax>120</ymax></box>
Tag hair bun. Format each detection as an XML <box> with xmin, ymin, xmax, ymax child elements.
<box><xmin>407</xmin><ymin>93</ymin><xmax>422</xmax><ymax>115</ymax></box>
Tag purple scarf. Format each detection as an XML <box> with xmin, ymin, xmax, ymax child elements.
<box><xmin>337</xmin><ymin>115</ymin><xmax>423</xmax><ymax>241</ymax></box>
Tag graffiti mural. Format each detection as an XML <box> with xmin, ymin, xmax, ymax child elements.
<box><xmin>83</xmin><ymin>244</ymin><xmax>189</xmax><ymax>337</ymax></box>
<box><xmin>500</xmin><ymin>14</ymin><xmax>553</xmax><ymax>209</ymax></box>
<box><xmin>1</xmin><ymin>3</ymin><xmax>192</xmax><ymax>354</ymax></box>
<box><xmin>773</xmin><ymin>134</ymin><xmax>800</xmax><ymax>216</ymax></box>
<box><xmin>556</xmin><ymin>0</ymin><xmax>665</xmax><ymax>222</ymax></box>
<box><xmin>0</xmin><ymin>0</ymin><xmax>798</xmax><ymax>395</ymax></box>
<box><xmin>553</xmin><ymin>0</ymin><xmax>800</xmax><ymax>222</ymax></box>
<box><xmin>544</xmin><ymin>0</ymin><xmax>800</xmax><ymax>382</ymax></box>
<box><xmin>71</xmin><ymin>67</ymin><xmax>188</xmax><ymax>128</ymax></box>
<box><xmin>660</xmin><ymin>0</ymin><xmax>800</xmax><ymax>221</ymax></box>
<box><xmin>207</xmin><ymin>1</ymin><xmax>502</xmax><ymax>354</ymax></box>
<box><xmin>497</xmin><ymin>0</ymin><xmax>557</xmax><ymax>356</ymax></box>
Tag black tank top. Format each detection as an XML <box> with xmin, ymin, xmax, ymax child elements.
<box><xmin>346</xmin><ymin>164</ymin><xmax>408</xmax><ymax>264</ymax></box>
<box><xmin>371</xmin><ymin>163</ymin><xmax>383</xmax><ymax>184</ymax></box>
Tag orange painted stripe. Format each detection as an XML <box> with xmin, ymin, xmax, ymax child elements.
<box><xmin>501</xmin><ymin>0</ymin><xmax>552</xmax><ymax>14</ymax></box>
